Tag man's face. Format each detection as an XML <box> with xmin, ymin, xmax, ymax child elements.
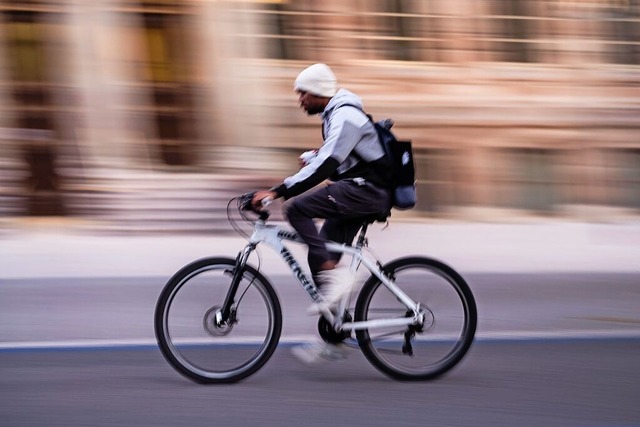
<box><xmin>297</xmin><ymin>90</ymin><xmax>326</xmax><ymax>115</ymax></box>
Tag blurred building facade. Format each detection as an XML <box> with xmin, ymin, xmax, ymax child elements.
<box><xmin>0</xmin><ymin>0</ymin><xmax>639</xmax><ymax>230</ymax></box>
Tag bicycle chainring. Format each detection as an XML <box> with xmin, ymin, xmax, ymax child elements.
<box><xmin>317</xmin><ymin>312</ymin><xmax>352</xmax><ymax>344</ymax></box>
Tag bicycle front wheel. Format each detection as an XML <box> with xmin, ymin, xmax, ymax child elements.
<box><xmin>355</xmin><ymin>257</ymin><xmax>477</xmax><ymax>381</ymax></box>
<box><xmin>154</xmin><ymin>257</ymin><xmax>282</xmax><ymax>384</ymax></box>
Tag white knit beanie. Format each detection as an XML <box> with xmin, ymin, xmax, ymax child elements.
<box><xmin>294</xmin><ymin>63</ymin><xmax>338</xmax><ymax>98</ymax></box>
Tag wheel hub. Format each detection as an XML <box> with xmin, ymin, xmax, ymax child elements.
<box><xmin>203</xmin><ymin>306</ymin><xmax>234</xmax><ymax>337</ymax></box>
<box><xmin>420</xmin><ymin>306</ymin><xmax>435</xmax><ymax>332</ymax></box>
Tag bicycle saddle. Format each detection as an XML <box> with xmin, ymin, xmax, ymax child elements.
<box><xmin>361</xmin><ymin>210</ymin><xmax>391</xmax><ymax>225</ymax></box>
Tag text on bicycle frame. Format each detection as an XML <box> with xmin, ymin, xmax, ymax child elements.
<box><xmin>280</xmin><ymin>247</ymin><xmax>321</xmax><ymax>302</ymax></box>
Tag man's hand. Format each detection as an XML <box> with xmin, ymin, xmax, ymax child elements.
<box><xmin>251</xmin><ymin>190</ymin><xmax>278</xmax><ymax>211</ymax></box>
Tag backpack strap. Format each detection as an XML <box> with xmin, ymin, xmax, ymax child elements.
<box><xmin>321</xmin><ymin>103</ymin><xmax>372</xmax><ymax>140</ymax></box>
<box><xmin>333</xmin><ymin>103</ymin><xmax>393</xmax><ymax>163</ymax></box>
<box><xmin>324</xmin><ymin>104</ymin><xmax>375</xmax><ymax>162</ymax></box>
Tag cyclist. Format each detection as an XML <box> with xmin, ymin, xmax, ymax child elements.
<box><xmin>252</xmin><ymin>63</ymin><xmax>392</xmax><ymax>363</ymax></box>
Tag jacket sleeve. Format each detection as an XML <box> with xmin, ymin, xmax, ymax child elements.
<box><xmin>271</xmin><ymin>107</ymin><xmax>361</xmax><ymax>199</ymax></box>
<box><xmin>271</xmin><ymin>151</ymin><xmax>340</xmax><ymax>199</ymax></box>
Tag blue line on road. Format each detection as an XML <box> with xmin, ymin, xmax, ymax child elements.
<box><xmin>1</xmin><ymin>330</ymin><xmax>640</xmax><ymax>353</ymax></box>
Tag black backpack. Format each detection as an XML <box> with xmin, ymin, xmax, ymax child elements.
<box><xmin>339</xmin><ymin>104</ymin><xmax>417</xmax><ymax>210</ymax></box>
<box><xmin>371</xmin><ymin>118</ymin><xmax>417</xmax><ymax>210</ymax></box>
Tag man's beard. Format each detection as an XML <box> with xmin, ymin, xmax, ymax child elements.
<box><xmin>305</xmin><ymin>105</ymin><xmax>323</xmax><ymax>115</ymax></box>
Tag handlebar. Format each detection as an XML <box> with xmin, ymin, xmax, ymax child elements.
<box><xmin>239</xmin><ymin>192</ymin><xmax>271</xmax><ymax>221</ymax></box>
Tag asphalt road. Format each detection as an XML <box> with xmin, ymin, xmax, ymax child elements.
<box><xmin>1</xmin><ymin>273</ymin><xmax>640</xmax><ymax>426</ymax></box>
<box><xmin>1</xmin><ymin>273</ymin><xmax>639</xmax><ymax>344</ymax></box>
<box><xmin>1</xmin><ymin>339</ymin><xmax>639</xmax><ymax>427</ymax></box>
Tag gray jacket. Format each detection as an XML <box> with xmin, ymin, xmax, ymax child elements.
<box><xmin>273</xmin><ymin>89</ymin><xmax>389</xmax><ymax>199</ymax></box>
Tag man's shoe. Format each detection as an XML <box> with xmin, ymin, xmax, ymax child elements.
<box><xmin>291</xmin><ymin>342</ymin><xmax>347</xmax><ymax>365</ymax></box>
<box><xmin>306</xmin><ymin>266</ymin><xmax>354</xmax><ymax>315</ymax></box>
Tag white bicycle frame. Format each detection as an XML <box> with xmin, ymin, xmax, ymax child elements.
<box><xmin>239</xmin><ymin>218</ymin><xmax>424</xmax><ymax>332</ymax></box>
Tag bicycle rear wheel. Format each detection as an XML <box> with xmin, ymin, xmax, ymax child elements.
<box><xmin>154</xmin><ymin>257</ymin><xmax>282</xmax><ymax>384</ymax></box>
<box><xmin>355</xmin><ymin>257</ymin><xmax>476</xmax><ymax>381</ymax></box>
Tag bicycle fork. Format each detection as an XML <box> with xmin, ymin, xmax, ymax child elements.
<box><xmin>219</xmin><ymin>243</ymin><xmax>255</xmax><ymax>323</ymax></box>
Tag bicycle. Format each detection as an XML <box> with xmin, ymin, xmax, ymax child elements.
<box><xmin>154</xmin><ymin>192</ymin><xmax>477</xmax><ymax>384</ymax></box>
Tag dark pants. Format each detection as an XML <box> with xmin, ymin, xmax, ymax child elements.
<box><xmin>284</xmin><ymin>179</ymin><xmax>391</xmax><ymax>278</ymax></box>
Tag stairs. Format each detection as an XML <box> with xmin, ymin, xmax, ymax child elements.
<box><xmin>0</xmin><ymin>157</ymin><xmax>25</xmax><ymax>218</ymax></box>
<box><xmin>63</xmin><ymin>170</ymin><xmax>283</xmax><ymax>234</ymax></box>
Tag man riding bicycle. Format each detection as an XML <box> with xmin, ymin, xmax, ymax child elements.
<box><xmin>251</xmin><ymin>63</ymin><xmax>392</xmax><ymax>363</ymax></box>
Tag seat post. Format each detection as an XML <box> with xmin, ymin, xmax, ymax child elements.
<box><xmin>355</xmin><ymin>222</ymin><xmax>369</xmax><ymax>248</ymax></box>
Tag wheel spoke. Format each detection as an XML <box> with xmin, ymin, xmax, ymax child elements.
<box><xmin>355</xmin><ymin>257</ymin><xmax>477</xmax><ymax>380</ymax></box>
<box><xmin>155</xmin><ymin>258</ymin><xmax>282</xmax><ymax>384</ymax></box>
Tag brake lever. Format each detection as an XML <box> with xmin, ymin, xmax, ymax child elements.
<box><xmin>239</xmin><ymin>192</ymin><xmax>255</xmax><ymax>211</ymax></box>
<box><xmin>240</xmin><ymin>192</ymin><xmax>271</xmax><ymax>221</ymax></box>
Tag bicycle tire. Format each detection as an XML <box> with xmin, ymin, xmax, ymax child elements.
<box><xmin>154</xmin><ymin>257</ymin><xmax>282</xmax><ymax>384</ymax></box>
<box><xmin>354</xmin><ymin>256</ymin><xmax>477</xmax><ymax>381</ymax></box>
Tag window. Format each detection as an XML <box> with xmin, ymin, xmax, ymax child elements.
<box><xmin>4</xmin><ymin>11</ymin><xmax>47</xmax><ymax>82</ymax></box>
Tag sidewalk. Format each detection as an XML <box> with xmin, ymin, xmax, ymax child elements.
<box><xmin>1</xmin><ymin>220</ymin><xmax>639</xmax><ymax>279</ymax></box>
